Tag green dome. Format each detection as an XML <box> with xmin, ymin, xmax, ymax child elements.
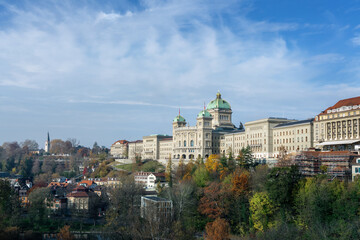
<box><xmin>197</xmin><ymin>110</ymin><xmax>212</xmax><ymax>118</ymax></box>
<box><xmin>206</xmin><ymin>92</ymin><xmax>231</xmax><ymax>110</ymax></box>
<box><xmin>173</xmin><ymin>115</ymin><xmax>186</xmax><ymax>122</ymax></box>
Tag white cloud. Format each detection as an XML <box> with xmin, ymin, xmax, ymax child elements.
<box><xmin>351</xmin><ymin>33</ymin><xmax>360</xmax><ymax>46</ymax></box>
<box><xmin>0</xmin><ymin>0</ymin><xmax>359</xmax><ymax>146</ymax></box>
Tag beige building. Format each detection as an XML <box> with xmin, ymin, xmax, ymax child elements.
<box><xmin>143</xmin><ymin>135</ymin><xmax>172</xmax><ymax>160</ymax></box>
<box><xmin>112</xmin><ymin>94</ymin><xmax>360</xmax><ymax>164</ymax></box>
<box><xmin>314</xmin><ymin>96</ymin><xmax>360</xmax><ymax>151</ymax></box>
<box><xmin>128</xmin><ymin>140</ymin><xmax>143</xmax><ymax>160</ymax></box>
<box><xmin>110</xmin><ymin>140</ymin><xmax>128</xmax><ymax>158</ymax></box>
<box><xmin>273</xmin><ymin>119</ymin><xmax>314</xmax><ymax>157</ymax></box>
<box><xmin>221</xmin><ymin>118</ymin><xmax>294</xmax><ymax>160</ymax></box>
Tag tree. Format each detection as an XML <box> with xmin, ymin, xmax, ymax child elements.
<box><xmin>28</xmin><ymin>187</ymin><xmax>53</xmax><ymax>229</ymax></box>
<box><xmin>32</xmin><ymin>159</ymin><xmax>41</xmax><ymax>175</ymax></box>
<box><xmin>57</xmin><ymin>225</ymin><xmax>74</xmax><ymax>240</ymax></box>
<box><xmin>21</xmin><ymin>139</ymin><xmax>39</xmax><ymax>152</ymax></box>
<box><xmin>193</xmin><ymin>165</ymin><xmax>210</xmax><ymax>187</ymax></box>
<box><xmin>205</xmin><ymin>218</ymin><xmax>230</xmax><ymax>240</ymax></box>
<box><xmin>166</xmin><ymin>154</ymin><xmax>173</xmax><ymax>187</ymax></box>
<box><xmin>266</xmin><ymin>166</ymin><xmax>301</xmax><ymax>215</ymax></box>
<box><xmin>250</xmin><ymin>192</ymin><xmax>277</xmax><ymax>232</ymax></box>
<box><xmin>231</xmin><ymin>169</ymin><xmax>250</xmax><ymax>197</ymax></box>
<box><xmin>50</xmin><ymin>139</ymin><xmax>65</xmax><ymax>154</ymax></box>
<box><xmin>19</xmin><ymin>156</ymin><xmax>33</xmax><ymax>178</ymax></box>
<box><xmin>198</xmin><ymin>182</ymin><xmax>229</xmax><ymax>220</ymax></box>
<box><xmin>92</xmin><ymin>142</ymin><xmax>100</xmax><ymax>155</ymax></box>
<box><xmin>236</xmin><ymin>146</ymin><xmax>254</xmax><ymax>169</ymax></box>
<box><xmin>176</xmin><ymin>156</ymin><xmax>186</xmax><ymax>180</ymax></box>
<box><xmin>0</xmin><ymin>180</ymin><xmax>20</xmax><ymax>230</ymax></box>
<box><xmin>105</xmin><ymin>176</ymin><xmax>144</xmax><ymax>239</ymax></box>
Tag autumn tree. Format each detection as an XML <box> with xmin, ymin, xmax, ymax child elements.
<box><xmin>57</xmin><ymin>225</ymin><xmax>74</xmax><ymax>240</ymax></box>
<box><xmin>176</xmin><ymin>156</ymin><xmax>186</xmax><ymax>181</ymax></box>
<box><xmin>205</xmin><ymin>218</ymin><xmax>230</xmax><ymax>240</ymax></box>
<box><xmin>198</xmin><ymin>182</ymin><xmax>230</xmax><ymax>220</ymax></box>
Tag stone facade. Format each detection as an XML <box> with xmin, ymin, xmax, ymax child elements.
<box><xmin>314</xmin><ymin>96</ymin><xmax>360</xmax><ymax>151</ymax></box>
<box><xmin>110</xmin><ymin>140</ymin><xmax>128</xmax><ymax>158</ymax></box>
<box><xmin>112</xmin><ymin>94</ymin><xmax>360</xmax><ymax>163</ymax></box>
<box><xmin>273</xmin><ymin>119</ymin><xmax>314</xmax><ymax>157</ymax></box>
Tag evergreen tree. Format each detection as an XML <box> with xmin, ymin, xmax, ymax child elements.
<box><xmin>166</xmin><ymin>154</ymin><xmax>173</xmax><ymax>187</ymax></box>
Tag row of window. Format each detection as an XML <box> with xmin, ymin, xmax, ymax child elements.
<box><xmin>274</xmin><ymin>136</ymin><xmax>308</xmax><ymax>144</ymax></box>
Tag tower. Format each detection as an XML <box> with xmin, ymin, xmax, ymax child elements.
<box><xmin>45</xmin><ymin>132</ymin><xmax>50</xmax><ymax>153</ymax></box>
<box><xmin>206</xmin><ymin>91</ymin><xmax>235</xmax><ymax>129</ymax></box>
<box><xmin>196</xmin><ymin>109</ymin><xmax>213</xmax><ymax>158</ymax></box>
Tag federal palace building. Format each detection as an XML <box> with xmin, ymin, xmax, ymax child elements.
<box><xmin>111</xmin><ymin>93</ymin><xmax>360</xmax><ymax>163</ymax></box>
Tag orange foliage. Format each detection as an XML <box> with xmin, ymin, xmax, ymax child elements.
<box><xmin>231</xmin><ymin>169</ymin><xmax>250</xmax><ymax>196</ymax></box>
<box><xmin>198</xmin><ymin>182</ymin><xmax>229</xmax><ymax>220</ymax></box>
<box><xmin>205</xmin><ymin>218</ymin><xmax>230</xmax><ymax>240</ymax></box>
<box><xmin>57</xmin><ymin>225</ymin><xmax>74</xmax><ymax>240</ymax></box>
<box><xmin>205</xmin><ymin>154</ymin><xmax>220</xmax><ymax>172</ymax></box>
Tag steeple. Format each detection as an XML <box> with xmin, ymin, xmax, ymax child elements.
<box><xmin>45</xmin><ymin>132</ymin><xmax>51</xmax><ymax>153</ymax></box>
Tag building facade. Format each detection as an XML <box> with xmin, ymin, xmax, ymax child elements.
<box><xmin>110</xmin><ymin>140</ymin><xmax>128</xmax><ymax>158</ymax></box>
<box><xmin>112</xmin><ymin>94</ymin><xmax>360</xmax><ymax>164</ymax></box>
<box><xmin>314</xmin><ymin>96</ymin><xmax>360</xmax><ymax>151</ymax></box>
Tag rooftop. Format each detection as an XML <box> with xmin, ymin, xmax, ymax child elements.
<box><xmin>274</xmin><ymin>119</ymin><xmax>314</xmax><ymax>128</ymax></box>
<box><xmin>318</xmin><ymin>96</ymin><xmax>360</xmax><ymax>116</ymax></box>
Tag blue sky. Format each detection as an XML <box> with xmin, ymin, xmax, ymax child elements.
<box><xmin>1</xmin><ymin>0</ymin><xmax>360</xmax><ymax>148</ymax></box>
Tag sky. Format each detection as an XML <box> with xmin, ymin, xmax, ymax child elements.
<box><xmin>1</xmin><ymin>0</ymin><xmax>360</xmax><ymax>148</ymax></box>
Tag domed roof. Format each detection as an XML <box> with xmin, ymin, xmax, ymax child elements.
<box><xmin>173</xmin><ymin>115</ymin><xmax>186</xmax><ymax>122</ymax></box>
<box><xmin>206</xmin><ymin>92</ymin><xmax>231</xmax><ymax>110</ymax></box>
<box><xmin>197</xmin><ymin>110</ymin><xmax>212</xmax><ymax>118</ymax></box>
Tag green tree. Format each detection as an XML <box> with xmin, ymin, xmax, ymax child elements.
<box><xmin>166</xmin><ymin>155</ymin><xmax>173</xmax><ymax>187</ymax></box>
<box><xmin>266</xmin><ymin>166</ymin><xmax>302</xmax><ymax>219</ymax></box>
<box><xmin>28</xmin><ymin>187</ymin><xmax>53</xmax><ymax>229</ymax></box>
<box><xmin>193</xmin><ymin>164</ymin><xmax>210</xmax><ymax>187</ymax></box>
<box><xmin>250</xmin><ymin>192</ymin><xmax>277</xmax><ymax>232</ymax></box>
<box><xmin>236</xmin><ymin>146</ymin><xmax>254</xmax><ymax>169</ymax></box>
<box><xmin>0</xmin><ymin>180</ymin><xmax>20</xmax><ymax>230</ymax></box>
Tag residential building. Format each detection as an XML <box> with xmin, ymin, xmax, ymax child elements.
<box><xmin>134</xmin><ymin>172</ymin><xmax>165</xmax><ymax>190</ymax></box>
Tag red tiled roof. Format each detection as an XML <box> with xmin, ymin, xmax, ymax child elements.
<box><xmin>77</xmin><ymin>180</ymin><xmax>95</xmax><ymax>187</ymax></box>
<box><xmin>318</xmin><ymin>96</ymin><xmax>360</xmax><ymax>116</ymax></box>
<box><xmin>134</xmin><ymin>172</ymin><xmax>154</xmax><ymax>176</ymax></box>
<box><xmin>319</xmin><ymin>151</ymin><xmax>359</xmax><ymax>156</ymax></box>
<box><xmin>112</xmin><ymin>140</ymin><xmax>129</xmax><ymax>146</ymax></box>
<box><xmin>67</xmin><ymin>191</ymin><xmax>89</xmax><ymax>198</ymax></box>
<box><xmin>48</xmin><ymin>182</ymin><xmax>69</xmax><ymax>188</ymax></box>
<box><xmin>154</xmin><ymin>172</ymin><xmax>165</xmax><ymax>177</ymax></box>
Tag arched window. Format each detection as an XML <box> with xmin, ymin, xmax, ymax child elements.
<box><xmin>190</xmin><ymin>140</ymin><xmax>194</xmax><ymax>147</ymax></box>
<box><xmin>184</xmin><ymin>140</ymin><xmax>186</xmax><ymax>147</ymax></box>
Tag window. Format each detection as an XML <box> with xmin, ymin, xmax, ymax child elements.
<box><xmin>190</xmin><ymin>140</ymin><xmax>194</xmax><ymax>147</ymax></box>
<box><xmin>184</xmin><ymin>140</ymin><xmax>186</xmax><ymax>147</ymax></box>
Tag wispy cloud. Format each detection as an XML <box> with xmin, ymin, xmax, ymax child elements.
<box><xmin>0</xmin><ymin>0</ymin><xmax>359</xmax><ymax>146</ymax></box>
<box><xmin>351</xmin><ymin>33</ymin><xmax>360</xmax><ymax>46</ymax></box>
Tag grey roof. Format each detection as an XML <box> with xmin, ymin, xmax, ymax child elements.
<box><xmin>274</xmin><ymin>119</ymin><xmax>314</xmax><ymax>128</ymax></box>
<box><xmin>142</xmin><ymin>196</ymin><xmax>171</xmax><ymax>202</ymax></box>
